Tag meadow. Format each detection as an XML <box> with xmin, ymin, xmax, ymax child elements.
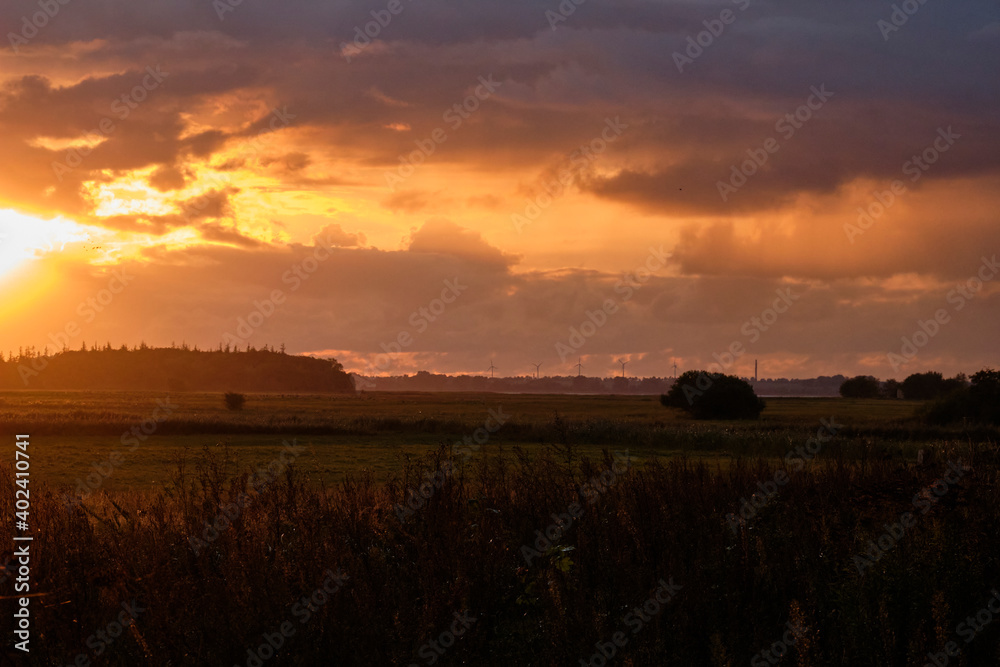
<box><xmin>0</xmin><ymin>390</ymin><xmax>948</xmax><ymax>491</ymax></box>
<box><xmin>1</xmin><ymin>391</ymin><xmax>999</xmax><ymax>666</ymax></box>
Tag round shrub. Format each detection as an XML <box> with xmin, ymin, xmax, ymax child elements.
<box><xmin>662</xmin><ymin>370</ymin><xmax>765</xmax><ymax>420</ymax></box>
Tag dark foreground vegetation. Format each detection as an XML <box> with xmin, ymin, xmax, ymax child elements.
<box><xmin>3</xmin><ymin>441</ymin><xmax>1000</xmax><ymax>666</ymax></box>
<box><xmin>923</xmin><ymin>369</ymin><xmax>1000</xmax><ymax>426</ymax></box>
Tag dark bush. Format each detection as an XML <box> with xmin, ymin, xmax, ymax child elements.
<box><xmin>902</xmin><ymin>372</ymin><xmax>946</xmax><ymax>399</ymax></box>
<box><xmin>923</xmin><ymin>368</ymin><xmax>1000</xmax><ymax>425</ymax></box>
<box><xmin>224</xmin><ymin>392</ymin><xmax>246</xmax><ymax>411</ymax></box>
<box><xmin>922</xmin><ymin>391</ymin><xmax>967</xmax><ymax>425</ymax></box>
<box><xmin>881</xmin><ymin>378</ymin><xmax>902</xmax><ymax>398</ymax></box>
<box><xmin>662</xmin><ymin>370</ymin><xmax>765</xmax><ymax>419</ymax></box>
<box><xmin>839</xmin><ymin>375</ymin><xmax>881</xmax><ymax>398</ymax></box>
<box><xmin>943</xmin><ymin>372</ymin><xmax>970</xmax><ymax>394</ymax></box>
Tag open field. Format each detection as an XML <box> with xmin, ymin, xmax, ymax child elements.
<box><xmin>3</xmin><ymin>391</ymin><xmax>1000</xmax><ymax>665</ymax></box>
<box><xmin>2</xmin><ymin>435</ymin><xmax>999</xmax><ymax>665</ymax></box>
<box><xmin>0</xmin><ymin>390</ymin><xmax>960</xmax><ymax>491</ymax></box>
<box><xmin>0</xmin><ymin>390</ymin><xmax>927</xmax><ymax>432</ymax></box>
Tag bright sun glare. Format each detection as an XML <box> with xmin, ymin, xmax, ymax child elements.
<box><xmin>0</xmin><ymin>209</ymin><xmax>91</xmax><ymax>280</ymax></box>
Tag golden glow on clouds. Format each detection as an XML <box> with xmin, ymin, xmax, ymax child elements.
<box><xmin>29</xmin><ymin>134</ymin><xmax>109</xmax><ymax>152</ymax></box>
<box><xmin>0</xmin><ymin>10</ymin><xmax>993</xmax><ymax>380</ymax></box>
<box><xmin>86</xmin><ymin>176</ymin><xmax>176</xmax><ymax>218</ymax></box>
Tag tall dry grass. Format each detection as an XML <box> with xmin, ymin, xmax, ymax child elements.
<box><xmin>1</xmin><ymin>441</ymin><xmax>999</xmax><ymax>665</ymax></box>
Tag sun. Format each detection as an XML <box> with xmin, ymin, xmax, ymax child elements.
<box><xmin>0</xmin><ymin>209</ymin><xmax>92</xmax><ymax>280</ymax></box>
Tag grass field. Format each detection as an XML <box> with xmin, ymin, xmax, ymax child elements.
<box><xmin>0</xmin><ymin>390</ymin><xmax>939</xmax><ymax>492</ymax></box>
<box><xmin>3</xmin><ymin>390</ymin><xmax>1000</xmax><ymax>665</ymax></box>
<box><xmin>0</xmin><ymin>390</ymin><xmax>926</xmax><ymax>430</ymax></box>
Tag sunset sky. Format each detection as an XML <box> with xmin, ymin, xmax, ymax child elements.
<box><xmin>0</xmin><ymin>0</ymin><xmax>998</xmax><ymax>379</ymax></box>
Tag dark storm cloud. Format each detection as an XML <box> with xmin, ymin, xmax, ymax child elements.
<box><xmin>1</xmin><ymin>0</ymin><xmax>997</xmax><ymax>225</ymax></box>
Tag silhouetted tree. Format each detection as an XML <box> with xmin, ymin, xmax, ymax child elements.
<box><xmin>902</xmin><ymin>372</ymin><xmax>945</xmax><ymax>400</ymax></box>
<box><xmin>840</xmin><ymin>375</ymin><xmax>880</xmax><ymax>398</ymax></box>
<box><xmin>966</xmin><ymin>369</ymin><xmax>1000</xmax><ymax>424</ymax></box>
<box><xmin>662</xmin><ymin>370</ymin><xmax>765</xmax><ymax>419</ymax></box>
<box><xmin>942</xmin><ymin>373</ymin><xmax>969</xmax><ymax>394</ymax></box>
<box><xmin>881</xmin><ymin>379</ymin><xmax>902</xmax><ymax>399</ymax></box>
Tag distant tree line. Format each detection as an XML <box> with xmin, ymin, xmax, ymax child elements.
<box><xmin>922</xmin><ymin>369</ymin><xmax>1000</xmax><ymax>426</ymax></box>
<box><xmin>358</xmin><ymin>372</ymin><xmax>850</xmax><ymax>396</ymax></box>
<box><xmin>839</xmin><ymin>371</ymin><xmax>970</xmax><ymax>400</ymax></box>
<box><xmin>839</xmin><ymin>369</ymin><xmax>1000</xmax><ymax>426</ymax></box>
<box><xmin>0</xmin><ymin>345</ymin><xmax>354</xmax><ymax>393</ymax></box>
<box><xmin>359</xmin><ymin>371</ymin><xmax>674</xmax><ymax>395</ymax></box>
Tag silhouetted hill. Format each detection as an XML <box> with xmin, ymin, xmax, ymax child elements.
<box><xmin>0</xmin><ymin>346</ymin><xmax>355</xmax><ymax>393</ymax></box>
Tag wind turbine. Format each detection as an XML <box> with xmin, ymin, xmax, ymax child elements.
<box><xmin>575</xmin><ymin>358</ymin><xmax>584</xmax><ymax>377</ymax></box>
<box><xmin>487</xmin><ymin>360</ymin><xmax>497</xmax><ymax>378</ymax></box>
<box><xmin>617</xmin><ymin>358</ymin><xmax>627</xmax><ymax>378</ymax></box>
<box><xmin>532</xmin><ymin>362</ymin><xmax>542</xmax><ymax>379</ymax></box>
